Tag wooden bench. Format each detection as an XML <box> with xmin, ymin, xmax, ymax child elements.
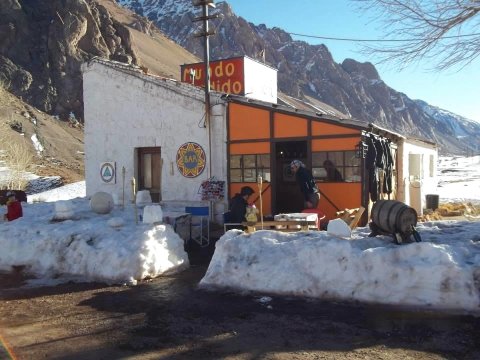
<box><xmin>242</xmin><ymin>220</ymin><xmax>318</xmax><ymax>233</ymax></box>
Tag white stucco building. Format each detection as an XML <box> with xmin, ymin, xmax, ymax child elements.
<box><xmin>398</xmin><ymin>138</ymin><xmax>438</xmax><ymax>216</ymax></box>
<box><xmin>82</xmin><ymin>59</ymin><xmax>229</xmax><ymax>220</ymax></box>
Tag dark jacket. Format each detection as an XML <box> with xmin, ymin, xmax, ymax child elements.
<box><xmin>326</xmin><ymin>168</ymin><xmax>343</xmax><ymax>181</ymax></box>
<box><xmin>295</xmin><ymin>167</ymin><xmax>319</xmax><ymax>201</ymax></box>
<box><xmin>365</xmin><ymin>136</ymin><xmax>379</xmax><ymax>202</ymax></box>
<box><xmin>229</xmin><ymin>193</ymin><xmax>248</xmax><ymax>223</ymax></box>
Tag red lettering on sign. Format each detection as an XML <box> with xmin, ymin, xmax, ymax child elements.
<box><xmin>181</xmin><ymin>58</ymin><xmax>245</xmax><ymax>95</ymax></box>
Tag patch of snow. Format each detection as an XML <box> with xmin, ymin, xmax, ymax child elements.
<box><xmin>31</xmin><ymin>133</ymin><xmax>43</xmax><ymax>155</ymax></box>
<box><xmin>306</xmin><ymin>61</ymin><xmax>315</xmax><ymax>71</ymax></box>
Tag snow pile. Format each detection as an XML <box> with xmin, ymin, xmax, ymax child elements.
<box><xmin>143</xmin><ymin>204</ymin><xmax>163</xmax><ymax>224</ymax></box>
<box><xmin>201</xmin><ymin>223</ymin><xmax>480</xmax><ymax>313</ymax></box>
<box><xmin>0</xmin><ymin>199</ymin><xmax>189</xmax><ymax>284</ymax></box>
<box><xmin>54</xmin><ymin>200</ymin><xmax>75</xmax><ymax>220</ymax></box>
<box><xmin>28</xmin><ymin>181</ymin><xmax>86</xmax><ymax>202</ymax></box>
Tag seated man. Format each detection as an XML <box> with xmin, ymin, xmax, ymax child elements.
<box><xmin>228</xmin><ymin>186</ymin><xmax>255</xmax><ymax>227</ymax></box>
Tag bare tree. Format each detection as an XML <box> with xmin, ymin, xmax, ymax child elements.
<box><xmin>353</xmin><ymin>0</ymin><xmax>480</xmax><ymax>70</ymax></box>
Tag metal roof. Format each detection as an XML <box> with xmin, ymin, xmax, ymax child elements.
<box><xmin>222</xmin><ymin>93</ymin><xmax>370</xmax><ymax>132</ymax></box>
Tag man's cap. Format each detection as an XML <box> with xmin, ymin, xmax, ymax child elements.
<box><xmin>290</xmin><ymin>159</ymin><xmax>304</xmax><ymax>168</ymax></box>
<box><xmin>240</xmin><ymin>186</ymin><xmax>255</xmax><ymax>196</ymax></box>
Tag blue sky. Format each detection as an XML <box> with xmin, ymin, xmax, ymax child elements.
<box><xmin>223</xmin><ymin>0</ymin><xmax>479</xmax><ymax>122</ymax></box>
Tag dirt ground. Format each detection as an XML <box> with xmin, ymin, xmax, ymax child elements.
<box><xmin>1</xmin><ymin>243</ymin><xmax>479</xmax><ymax>360</ymax></box>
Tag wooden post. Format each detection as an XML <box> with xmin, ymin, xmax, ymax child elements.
<box><xmin>159</xmin><ymin>158</ymin><xmax>163</xmax><ymax>201</ymax></box>
<box><xmin>131</xmin><ymin>177</ymin><xmax>138</xmax><ymax>224</ymax></box>
<box><xmin>122</xmin><ymin>166</ymin><xmax>126</xmax><ymax>210</ymax></box>
<box><xmin>257</xmin><ymin>175</ymin><xmax>263</xmax><ymax>229</ymax></box>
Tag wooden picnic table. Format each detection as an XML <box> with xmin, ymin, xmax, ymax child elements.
<box><xmin>241</xmin><ymin>220</ymin><xmax>318</xmax><ymax>233</ymax></box>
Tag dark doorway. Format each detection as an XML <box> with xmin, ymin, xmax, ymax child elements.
<box><xmin>137</xmin><ymin>147</ymin><xmax>162</xmax><ymax>202</ymax></box>
<box><xmin>274</xmin><ymin>141</ymin><xmax>307</xmax><ymax>214</ymax></box>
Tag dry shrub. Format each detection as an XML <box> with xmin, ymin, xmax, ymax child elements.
<box><xmin>0</xmin><ymin>121</ymin><xmax>33</xmax><ymax>190</ymax></box>
<box><xmin>419</xmin><ymin>212</ymin><xmax>443</xmax><ymax>222</ymax></box>
<box><xmin>438</xmin><ymin>202</ymin><xmax>480</xmax><ymax>217</ymax></box>
<box><xmin>418</xmin><ymin>201</ymin><xmax>480</xmax><ymax>222</ymax></box>
<box><xmin>463</xmin><ymin>202</ymin><xmax>480</xmax><ymax>218</ymax></box>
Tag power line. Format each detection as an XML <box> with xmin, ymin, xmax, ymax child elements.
<box><xmin>288</xmin><ymin>31</ymin><xmax>480</xmax><ymax>43</ymax></box>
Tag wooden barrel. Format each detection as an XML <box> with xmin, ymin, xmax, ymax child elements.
<box><xmin>371</xmin><ymin>200</ymin><xmax>417</xmax><ymax>236</ymax></box>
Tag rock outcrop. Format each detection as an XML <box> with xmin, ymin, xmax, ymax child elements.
<box><xmin>0</xmin><ymin>0</ymin><xmax>137</xmax><ymax>119</ymax></box>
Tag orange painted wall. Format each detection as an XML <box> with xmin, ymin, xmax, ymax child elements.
<box><xmin>274</xmin><ymin>113</ymin><xmax>308</xmax><ymax>138</ymax></box>
<box><xmin>229</xmin><ymin>103</ymin><xmax>270</xmax><ymax>140</ymax></box>
<box><xmin>312</xmin><ymin>138</ymin><xmax>360</xmax><ymax>151</ymax></box>
<box><xmin>227</xmin><ymin>103</ymin><xmax>365</xmax><ymax>223</ymax></box>
<box><xmin>230</xmin><ymin>142</ymin><xmax>270</xmax><ymax>155</ymax></box>
<box><xmin>317</xmin><ymin>183</ymin><xmax>362</xmax><ymax>221</ymax></box>
<box><xmin>230</xmin><ymin>182</ymin><xmax>272</xmax><ymax>216</ymax></box>
<box><xmin>312</xmin><ymin>121</ymin><xmax>361</xmax><ymax>136</ymax></box>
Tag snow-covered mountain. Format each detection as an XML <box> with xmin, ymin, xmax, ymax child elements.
<box><xmin>415</xmin><ymin>100</ymin><xmax>480</xmax><ymax>153</ymax></box>
<box><xmin>117</xmin><ymin>0</ymin><xmax>480</xmax><ymax>155</ymax></box>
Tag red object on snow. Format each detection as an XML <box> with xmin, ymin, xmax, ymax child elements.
<box><xmin>6</xmin><ymin>200</ymin><xmax>23</xmax><ymax>221</ymax></box>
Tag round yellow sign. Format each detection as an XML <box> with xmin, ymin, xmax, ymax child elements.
<box><xmin>176</xmin><ymin>142</ymin><xmax>206</xmax><ymax>178</ymax></box>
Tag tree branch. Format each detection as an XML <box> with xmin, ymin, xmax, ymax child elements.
<box><xmin>352</xmin><ymin>0</ymin><xmax>480</xmax><ymax>70</ymax></box>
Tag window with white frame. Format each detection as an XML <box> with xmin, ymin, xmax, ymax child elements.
<box><xmin>312</xmin><ymin>151</ymin><xmax>361</xmax><ymax>182</ymax></box>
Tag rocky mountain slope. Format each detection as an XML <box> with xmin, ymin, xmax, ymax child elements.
<box><xmin>0</xmin><ymin>0</ymin><xmax>198</xmax><ymax>121</ymax></box>
<box><xmin>0</xmin><ymin>85</ymin><xmax>84</xmax><ymax>187</ymax></box>
<box><xmin>1</xmin><ymin>0</ymin><xmax>134</xmax><ymax>120</ymax></box>
<box><xmin>117</xmin><ymin>0</ymin><xmax>480</xmax><ymax>155</ymax></box>
<box><xmin>0</xmin><ymin>0</ymin><xmax>200</xmax><ymax>184</ymax></box>
<box><xmin>415</xmin><ymin>100</ymin><xmax>480</xmax><ymax>154</ymax></box>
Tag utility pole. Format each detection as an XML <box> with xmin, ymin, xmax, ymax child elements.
<box><xmin>193</xmin><ymin>0</ymin><xmax>218</xmax><ymax>221</ymax></box>
<box><xmin>193</xmin><ymin>0</ymin><xmax>217</xmax><ymax>179</ymax></box>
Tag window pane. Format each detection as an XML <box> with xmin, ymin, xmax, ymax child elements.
<box><xmin>313</xmin><ymin>167</ymin><xmax>328</xmax><ymax>179</ymax></box>
<box><xmin>345</xmin><ymin>151</ymin><xmax>360</xmax><ymax>167</ymax></box>
<box><xmin>230</xmin><ymin>169</ymin><xmax>242</xmax><ymax>182</ymax></box>
<box><xmin>344</xmin><ymin>167</ymin><xmax>361</xmax><ymax>182</ymax></box>
<box><xmin>243</xmin><ymin>168</ymin><xmax>256</xmax><ymax>182</ymax></box>
<box><xmin>329</xmin><ymin>152</ymin><xmax>344</xmax><ymax>166</ymax></box>
<box><xmin>258</xmin><ymin>154</ymin><xmax>270</xmax><ymax>168</ymax></box>
<box><xmin>230</xmin><ymin>155</ymin><xmax>241</xmax><ymax>168</ymax></box>
<box><xmin>258</xmin><ymin>168</ymin><xmax>271</xmax><ymax>182</ymax></box>
<box><xmin>312</xmin><ymin>152</ymin><xmax>327</xmax><ymax>167</ymax></box>
<box><xmin>244</xmin><ymin>155</ymin><xmax>256</xmax><ymax>168</ymax></box>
